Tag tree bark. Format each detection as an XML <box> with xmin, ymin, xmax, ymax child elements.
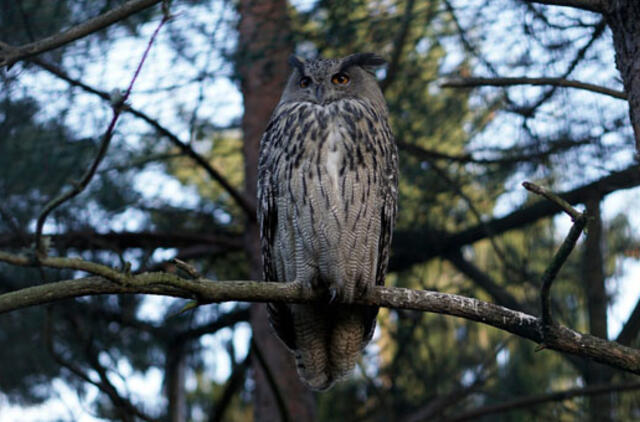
<box><xmin>606</xmin><ymin>0</ymin><xmax>640</xmax><ymax>154</ymax></box>
<box><xmin>583</xmin><ymin>195</ymin><xmax>613</xmax><ymax>422</ymax></box>
<box><xmin>236</xmin><ymin>1</ymin><xmax>315</xmax><ymax>421</ymax></box>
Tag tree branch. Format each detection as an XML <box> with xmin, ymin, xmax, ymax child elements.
<box><xmin>445</xmin><ymin>381</ymin><xmax>640</xmax><ymax>422</ymax></box>
<box><xmin>523</xmin><ymin>181</ymin><xmax>587</xmax><ymax>326</ymax></box>
<box><xmin>442</xmin><ymin>77</ymin><xmax>625</xmax><ymax>100</ymax></box>
<box><xmin>0</xmin><ymin>0</ymin><xmax>163</xmax><ymax>68</ymax></box>
<box><xmin>1</xmin><ymin>251</ymin><xmax>640</xmax><ymax>376</ymax></box>
<box><xmin>391</xmin><ymin>165</ymin><xmax>640</xmax><ymax>272</ymax></box>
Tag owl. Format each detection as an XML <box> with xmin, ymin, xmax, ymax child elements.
<box><xmin>257</xmin><ymin>53</ymin><xmax>398</xmax><ymax>391</ymax></box>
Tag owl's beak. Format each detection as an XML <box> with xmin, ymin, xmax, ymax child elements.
<box><xmin>315</xmin><ymin>84</ymin><xmax>324</xmax><ymax>103</ymax></box>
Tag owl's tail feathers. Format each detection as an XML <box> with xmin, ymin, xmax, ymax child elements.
<box><xmin>329</xmin><ymin>307</ymin><xmax>367</xmax><ymax>383</ymax></box>
<box><xmin>291</xmin><ymin>304</ymin><xmax>334</xmax><ymax>391</ymax></box>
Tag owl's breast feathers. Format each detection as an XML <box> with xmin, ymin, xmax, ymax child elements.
<box><xmin>257</xmin><ymin>98</ymin><xmax>398</xmax><ymax>389</ymax></box>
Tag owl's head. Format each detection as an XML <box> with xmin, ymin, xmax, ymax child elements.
<box><xmin>279</xmin><ymin>53</ymin><xmax>387</xmax><ymax>106</ymax></box>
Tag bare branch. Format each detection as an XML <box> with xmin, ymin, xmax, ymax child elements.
<box><xmin>0</xmin><ymin>0</ymin><xmax>163</xmax><ymax>68</ymax></box>
<box><xmin>442</xmin><ymin>77</ymin><xmax>626</xmax><ymax>100</ymax></box>
<box><xmin>1</xmin><ymin>251</ymin><xmax>640</xmax><ymax>376</ymax></box>
<box><xmin>523</xmin><ymin>181</ymin><xmax>587</xmax><ymax>326</ymax></box>
<box><xmin>540</xmin><ymin>217</ymin><xmax>587</xmax><ymax>326</ymax></box>
<box><xmin>33</xmin><ymin>16</ymin><xmax>168</xmax><ymax>254</ymax></box>
<box><xmin>30</xmin><ymin>58</ymin><xmax>256</xmax><ymax>219</ymax></box>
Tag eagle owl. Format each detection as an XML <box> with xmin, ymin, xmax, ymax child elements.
<box><xmin>257</xmin><ymin>53</ymin><xmax>398</xmax><ymax>390</ymax></box>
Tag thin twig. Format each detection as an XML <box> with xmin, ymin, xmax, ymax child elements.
<box><xmin>0</xmin><ymin>0</ymin><xmax>163</xmax><ymax>68</ymax></box>
<box><xmin>442</xmin><ymin>77</ymin><xmax>626</xmax><ymax>100</ymax></box>
<box><xmin>522</xmin><ymin>181</ymin><xmax>582</xmax><ymax>221</ymax></box>
<box><xmin>33</xmin><ymin>16</ymin><xmax>169</xmax><ymax>254</ymax></box>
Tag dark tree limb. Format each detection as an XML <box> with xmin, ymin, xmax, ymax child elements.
<box><xmin>250</xmin><ymin>338</ymin><xmax>291</xmax><ymax>422</ymax></box>
<box><xmin>442</xmin><ymin>77</ymin><xmax>626</xmax><ymax>100</ymax></box>
<box><xmin>391</xmin><ymin>165</ymin><xmax>640</xmax><ymax>272</ymax></box>
<box><xmin>617</xmin><ymin>298</ymin><xmax>640</xmax><ymax>346</ymax></box>
<box><xmin>0</xmin><ymin>0</ymin><xmax>163</xmax><ymax>68</ymax></box>
<box><xmin>2</xmin><ymin>251</ymin><xmax>640</xmax><ymax>376</ymax></box>
<box><xmin>444</xmin><ymin>381</ymin><xmax>640</xmax><ymax>422</ymax></box>
<box><xmin>380</xmin><ymin>0</ymin><xmax>416</xmax><ymax>92</ymax></box>
<box><xmin>521</xmin><ymin>0</ymin><xmax>605</xmax><ymax>13</ymax></box>
<box><xmin>209</xmin><ymin>347</ymin><xmax>252</xmax><ymax>422</ymax></box>
<box><xmin>44</xmin><ymin>311</ymin><xmax>157</xmax><ymax>422</ymax></box>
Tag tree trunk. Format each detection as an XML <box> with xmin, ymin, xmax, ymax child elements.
<box><xmin>606</xmin><ymin>0</ymin><xmax>640</xmax><ymax>154</ymax></box>
<box><xmin>236</xmin><ymin>1</ymin><xmax>315</xmax><ymax>421</ymax></box>
<box><xmin>583</xmin><ymin>195</ymin><xmax>613</xmax><ymax>422</ymax></box>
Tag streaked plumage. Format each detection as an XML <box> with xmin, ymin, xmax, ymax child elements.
<box><xmin>257</xmin><ymin>53</ymin><xmax>398</xmax><ymax>390</ymax></box>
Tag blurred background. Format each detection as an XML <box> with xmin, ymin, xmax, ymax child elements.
<box><xmin>1</xmin><ymin>0</ymin><xmax>639</xmax><ymax>421</ymax></box>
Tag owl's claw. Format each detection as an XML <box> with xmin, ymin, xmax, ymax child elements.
<box><xmin>328</xmin><ymin>287</ymin><xmax>338</xmax><ymax>304</ymax></box>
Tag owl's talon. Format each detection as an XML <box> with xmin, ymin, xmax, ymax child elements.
<box><xmin>328</xmin><ymin>288</ymin><xmax>338</xmax><ymax>304</ymax></box>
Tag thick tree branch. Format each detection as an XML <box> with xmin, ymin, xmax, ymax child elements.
<box><xmin>442</xmin><ymin>77</ymin><xmax>625</xmax><ymax>100</ymax></box>
<box><xmin>1</xmin><ymin>251</ymin><xmax>640</xmax><ymax>376</ymax></box>
<box><xmin>0</xmin><ymin>0</ymin><xmax>163</xmax><ymax>68</ymax></box>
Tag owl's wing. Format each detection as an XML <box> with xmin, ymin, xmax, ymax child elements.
<box><xmin>257</xmin><ymin>118</ymin><xmax>297</xmax><ymax>351</ymax></box>
<box><xmin>362</xmin><ymin>116</ymin><xmax>398</xmax><ymax>344</ymax></box>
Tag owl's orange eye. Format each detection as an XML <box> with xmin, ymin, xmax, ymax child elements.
<box><xmin>299</xmin><ymin>77</ymin><xmax>312</xmax><ymax>88</ymax></box>
<box><xmin>331</xmin><ymin>73</ymin><xmax>350</xmax><ymax>85</ymax></box>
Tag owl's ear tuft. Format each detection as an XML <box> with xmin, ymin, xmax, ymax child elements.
<box><xmin>288</xmin><ymin>55</ymin><xmax>306</xmax><ymax>74</ymax></box>
<box><xmin>340</xmin><ymin>53</ymin><xmax>387</xmax><ymax>74</ymax></box>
